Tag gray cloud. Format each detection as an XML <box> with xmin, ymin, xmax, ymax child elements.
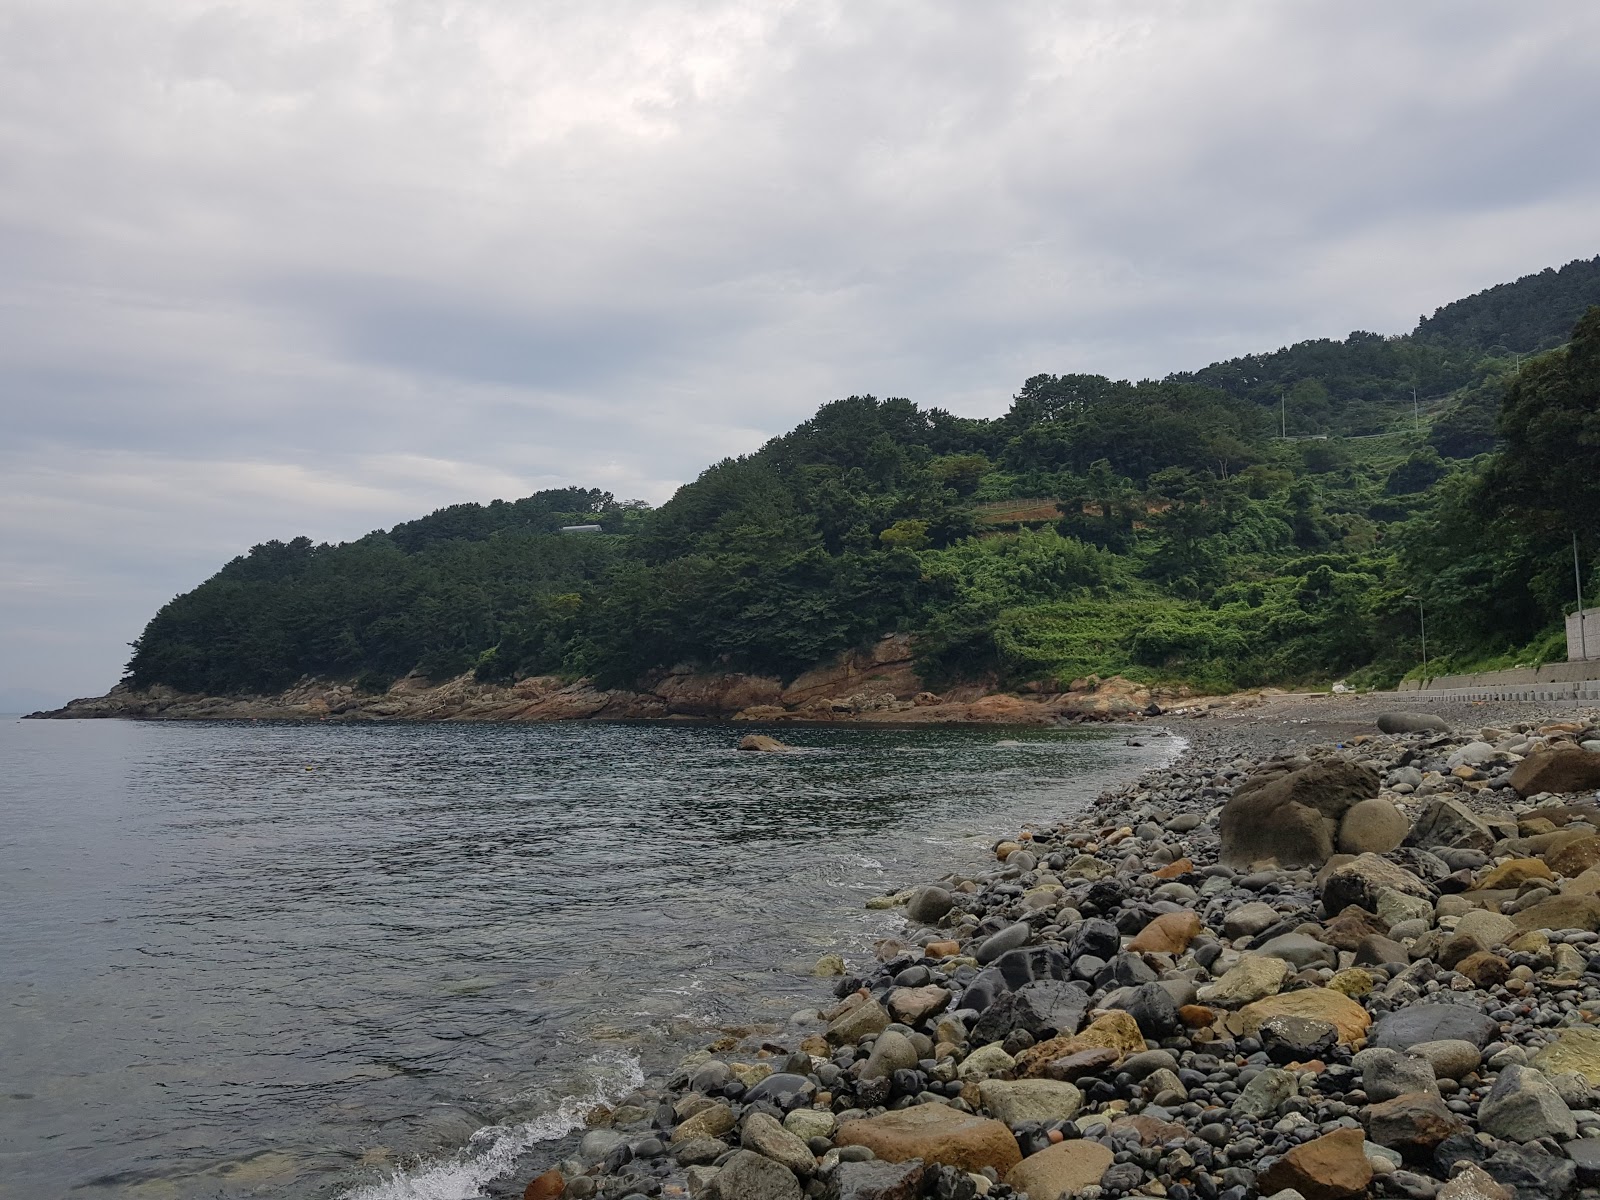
<box><xmin>3</xmin><ymin>0</ymin><xmax>1599</xmax><ymax>704</ymax></box>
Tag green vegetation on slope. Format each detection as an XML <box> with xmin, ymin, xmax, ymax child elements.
<box><xmin>125</xmin><ymin>258</ymin><xmax>1600</xmax><ymax>698</ymax></box>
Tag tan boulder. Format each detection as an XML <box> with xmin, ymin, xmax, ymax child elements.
<box><xmin>1452</xmin><ymin>909</ymin><xmax>1516</xmax><ymax>946</ymax></box>
<box><xmin>1337</xmin><ymin>798</ymin><xmax>1409</xmax><ymax>855</ymax></box>
<box><xmin>1127</xmin><ymin>910</ymin><xmax>1202</xmax><ymax>954</ymax></box>
<box><xmin>1454</xmin><ymin>951</ymin><xmax>1510</xmax><ymax>988</ymax></box>
<box><xmin>1196</xmin><ymin>955</ymin><xmax>1290</xmax><ymax>1008</ymax></box>
<box><xmin>1256</xmin><ymin>1126</ymin><xmax>1372</xmax><ymax>1200</ymax></box>
<box><xmin>1531</xmin><ymin>1027</ymin><xmax>1600</xmax><ymax>1085</ymax></box>
<box><xmin>672</xmin><ymin>1102</ymin><xmax>736</xmax><ymax>1143</ymax></box>
<box><xmin>1004</xmin><ymin>1140</ymin><xmax>1114</xmax><ymax>1200</ymax></box>
<box><xmin>737</xmin><ymin>734</ymin><xmax>791</xmax><ymax>753</ymax></box>
<box><xmin>1510</xmin><ymin>893</ymin><xmax>1600</xmax><ymax>933</ymax></box>
<box><xmin>1473</xmin><ymin>858</ymin><xmax>1553</xmax><ymax>891</ymax></box>
<box><xmin>826</xmin><ymin>998</ymin><xmax>890</xmax><ymax>1045</ymax></box>
<box><xmin>888</xmin><ymin>985</ymin><xmax>951</xmax><ymax>1024</ymax></box>
<box><xmin>1438</xmin><ymin>1165</ymin><xmax>1513</xmax><ymax>1200</ymax></box>
<box><xmin>834</xmin><ymin>1105</ymin><xmax>1022</xmax><ymax>1174</ymax></box>
<box><xmin>1014</xmin><ymin>1011</ymin><xmax>1146</xmax><ymax>1077</ymax></box>
<box><xmin>977</xmin><ymin>1079</ymin><xmax>1084</xmax><ymax>1125</ymax></box>
<box><xmin>1548</xmin><ymin>835</ymin><xmax>1600</xmax><ymax>878</ymax></box>
<box><xmin>1236</xmin><ymin>988</ymin><xmax>1371</xmax><ymax>1045</ymax></box>
<box><xmin>1507</xmin><ymin>745</ymin><xmax>1600</xmax><ymax>797</ymax></box>
<box><xmin>1563</xmin><ymin>866</ymin><xmax>1600</xmax><ymax>897</ymax></box>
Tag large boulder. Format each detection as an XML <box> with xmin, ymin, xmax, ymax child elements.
<box><xmin>833</xmin><ymin>1106</ymin><xmax>1021</xmax><ymax>1174</ymax></box>
<box><xmin>825</xmin><ymin>998</ymin><xmax>890</xmax><ymax>1046</ymax></box>
<box><xmin>1368</xmin><ymin>1003</ymin><xmax>1500</xmax><ymax>1050</ymax></box>
<box><xmin>1196</xmin><ymin>955</ymin><xmax>1291</xmax><ymax>1008</ymax></box>
<box><xmin>1256</xmin><ymin>1126</ymin><xmax>1373</xmax><ymax>1200</ymax></box>
<box><xmin>1235</xmin><ymin>988</ymin><xmax>1371</xmax><ymax>1046</ymax></box>
<box><xmin>977</xmin><ymin>1079</ymin><xmax>1084</xmax><ymax>1124</ymax></box>
<box><xmin>958</xmin><ymin>947</ymin><xmax>1074</xmax><ymax>1012</ymax></box>
<box><xmin>1014</xmin><ymin>1011</ymin><xmax>1146</xmax><ymax>1077</ymax></box>
<box><xmin>1531</xmin><ymin>1027</ymin><xmax>1600</xmax><ymax>1085</ymax></box>
<box><xmin>1508</xmin><ymin>745</ymin><xmax>1600</xmax><ymax>797</ymax></box>
<box><xmin>1377</xmin><ymin>712</ymin><xmax>1450</xmax><ymax>734</ymax></box>
<box><xmin>827</xmin><ymin>1161</ymin><xmax>925</xmax><ymax>1200</ymax></box>
<box><xmin>970</xmin><ymin>980</ymin><xmax>1091</xmax><ymax>1046</ymax></box>
<box><xmin>904</xmin><ymin>885</ymin><xmax>953</xmax><ymax>925</ymax></box>
<box><xmin>887</xmin><ymin>985</ymin><xmax>951</xmax><ymax>1024</ymax></box>
<box><xmin>1219</xmin><ymin>759</ymin><xmax>1379</xmax><ymax>868</ymax></box>
<box><xmin>1548</xmin><ymin>835</ymin><xmax>1600</xmax><ymax>878</ymax></box>
<box><xmin>1364</xmin><ymin>1092</ymin><xmax>1467</xmax><ymax>1153</ymax></box>
<box><xmin>1511</xmin><ymin>892</ymin><xmax>1600</xmax><ymax>933</ymax></box>
<box><xmin>1127</xmin><ymin>910</ymin><xmax>1201</xmax><ymax>954</ymax></box>
<box><xmin>860</xmin><ymin>1031</ymin><xmax>919</xmax><ymax>1081</ymax></box>
<box><xmin>1320</xmin><ymin>853</ymin><xmax>1433</xmax><ymax>916</ymax></box>
<box><xmin>1478</xmin><ymin>1064</ymin><xmax>1577</xmax><ymax>1142</ymax></box>
<box><xmin>1405</xmin><ymin>798</ymin><xmax>1496</xmax><ymax>853</ymax></box>
<box><xmin>674</xmin><ymin>1103</ymin><xmax>737</xmax><ymax>1144</ymax></box>
<box><xmin>740</xmin><ymin>1113</ymin><xmax>816</xmax><ymax>1176</ymax></box>
<box><xmin>1337</xmin><ymin>798</ymin><xmax>1410</xmax><ymax>855</ymax></box>
<box><xmin>707</xmin><ymin>1151</ymin><xmax>804</xmax><ymax>1200</ymax></box>
<box><xmin>1004</xmin><ymin>1140</ymin><xmax>1114</xmax><ymax>1200</ymax></box>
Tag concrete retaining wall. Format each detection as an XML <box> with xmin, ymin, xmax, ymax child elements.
<box><xmin>1393</xmin><ymin>659</ymin><xmax>1600</xmax><ymax>703</ymax></box>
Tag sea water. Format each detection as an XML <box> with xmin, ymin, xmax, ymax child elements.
<box><xmin>0</xmin><ymin>717</ymin><xmax>1179</xmax><ymax>1199</ymax></box>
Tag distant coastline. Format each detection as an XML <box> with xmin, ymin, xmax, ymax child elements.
<box><xmin>27</xmin><ymin>641</ymin><xmax>1237</xmax><ymax>727</ymax></box>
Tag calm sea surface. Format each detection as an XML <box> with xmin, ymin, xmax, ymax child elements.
<box><xmin>0</xmin><ymin>717</ymin><xmax>1179</xmax><ymax>1200</ymax></box>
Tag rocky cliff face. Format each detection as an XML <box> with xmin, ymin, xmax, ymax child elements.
<box><xmin>32</xmin><ymin>635</ymin><xmax>1209</xmax><ymax>725</ymax></box>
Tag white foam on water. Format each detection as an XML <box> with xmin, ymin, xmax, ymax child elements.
<box><xmin>342</xmin><ymin>1052</ymin><xmax>645</xmax><ymax>1200</ymax></box>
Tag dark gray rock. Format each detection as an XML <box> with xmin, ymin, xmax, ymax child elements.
<box><xmin>975</xmin><ymin>922</ymin><xmax>1031</xmax><ymax>964</ymax></box>
<box><xmin>1369</xmin><ymin>1004</ymin><xmax>1500</xmax><ymax>1050</ymax></box>
<box><xmin>827</xmin><ymin>1160</ymin><xmax>926</xmax><ymax>1200</ymax></box>
<box><xmin>1482</xmin><ymin>1146</ymin><xmax>1578</xmax><ymax>1199</ymax></box>
<box><xmin>1566</xmin><ymin>1137</ymin><xmax>1600</xmax><ymax>1186</ymax></box>
<box><xmin>992</xmin><ymin>946</ymin><xmax>1071</xmax><ymax>991</ymax></box>
<box><xmin>958</xmin><ymin>947</ymin><xmax>1072</xmax><ymax>1012</ymax></box>
<box><xmin>743</xmin><ymin>1074</ymin><xmax>814</xmax><ymax>1109</ymax></box>
<box><xmin>1405</xmin><ymin>797</ymin><xmax>1497</xmax><ymax>853</ymax></box>
<box><xmin>1376</xmin><ymin>712</ymin><xmax>1451</xmax><ymax>734</ymax></box>
<box><xmin>905</xmin><ymin>886</ymin><xmax>953</xmax><ymax>926</ymax></box>
<box><xmin>676</xmin><ymin>1138</ymin><xmax>729</xmax><ymax>1167</ymax></box>
<box><xmin>1355</xmin><ymin>1047</ymin><xmax>1438</xmax><ymax>1103</ymax></box>
<box><xmin>1068</xmin><ymin>919</ymin><xmax>1120</xmax><ymax>962</ymax></box>
<box><xmin>1479</xmin><ymin>1063</ymin><xmax>1577</xmax><ymax>1141</ymax></box>
<box><xmin>1259</xmin><ymin>1014</ymin><xmax>1337</xmax><ymax>1064</ymax></box>
<box><xmin>1116</xmin><ymin>982</ymin><xmax>1180</xmax><ymax>1039</ymax></box>
<box><xmin>708</xmin><ymin>1150</ymin><xmax>804</xmax><ymax>1200</ymax></box>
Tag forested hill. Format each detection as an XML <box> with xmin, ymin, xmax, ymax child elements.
<box><xmin>125</xmin><ymin>256</ymin><xmax>1600</xmax><ymax>698</ymax></box>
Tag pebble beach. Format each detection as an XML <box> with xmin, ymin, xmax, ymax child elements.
<box><xmin>504</xmin><ymin>694</ymin><xmax>1600</xmax><ymax>1200</ymax></box>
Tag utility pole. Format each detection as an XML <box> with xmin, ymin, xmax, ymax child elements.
<box><xmin>1577</xmin><ymin>533</ymin><xmax>1589</xmax><ymax>661</ymax></box>
<box><xmin>1407</xmin><ymin>595</ymin><xmax>1428</xmax><ymax>682</ymax></box>
<box><xmin>1419</xmin><ymin>599</ymin><xmax>1428</xmax><ymax>680</ymax></box>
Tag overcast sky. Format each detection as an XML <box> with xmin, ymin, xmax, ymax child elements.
<box><xmin>3</xmin><ymin>1</ymin><xmax>1599</xmax><ymax>708</ymax></box>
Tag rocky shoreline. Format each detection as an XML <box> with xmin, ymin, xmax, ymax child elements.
<box><xmin>507</xmin><ymin>700</ymin><xmax>1600</xmax><ymax>1200</ymax></box>
<box><xmin>26</xmin><ymin>637</ymin><xmax>1233</xmax><ymax>727</ymax></box>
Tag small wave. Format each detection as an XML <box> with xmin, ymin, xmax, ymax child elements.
<box><xmin>343</xmin><ymin>1052</ymin><xmax>644</xmax><ymax>1200</ymax></box>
